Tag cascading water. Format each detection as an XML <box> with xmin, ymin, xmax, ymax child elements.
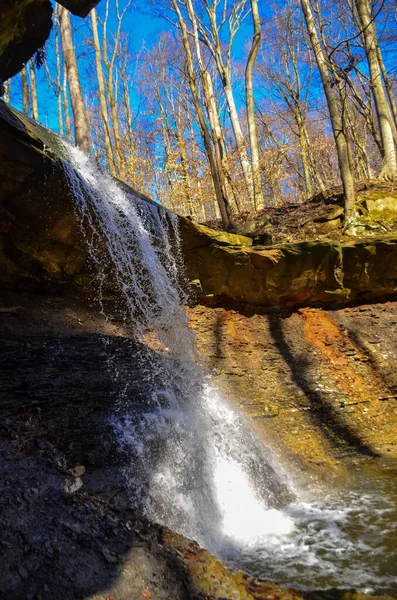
<box><xmin>60</xmin><ymin>142</ymin><xmax>294</xmax><ymax>550</ymax></box>
<box><xmin>60</xmin><ymin>142</ymin><xmax>397</xmax><ymax>595</ymax></box>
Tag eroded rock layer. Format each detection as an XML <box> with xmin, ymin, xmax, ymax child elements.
<box><xmin>188</xmin><ymin>301</ymin><xmax>397</xmax><ymax>471</ymax></box>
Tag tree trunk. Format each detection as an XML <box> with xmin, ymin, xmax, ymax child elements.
<box><xmin>3</xmin><ymin>80</ymin><xmax>11</xmax><ymax>103</ymax></box>
<box><xmin>91</xmin><ymin>8</ymin><xmax>116</xmax><ymax>174</ymax></box>
<box><xmin>176</xmin><ymin>101</ymin><xmax>194</xmax><ymax>215</ymax></box>
<box><xmin>245</xmin><ymin>0</ymin><xmax>264</xmax><ymax>210</ymax></box>
<box><xmin>171</xmin><ymin>0</ymin><xmax>232</xmax><ymax>227</ymax></box>
<box><xmin>296</xmin><ymin>106</ymin><xmax>312</xmax><ymax>198</ymax></box>
<box><xmin>62</xmin><ymin>70</ymin><xmax>72</xmax><ymax>140</ymax></box>
<box><xmin>355</xmin><ymin>0</ymin><xmax>396</xmax><ymax>180</ymax></box>
<box><xmin>183</xmin><ymin>0</ymin><xmax>234</xmax><ymax>217</ymax></box>
<box><xmin>59</xmin><ymin>5</ymin><xmax>89</xmax><ymax>152</ymax></box>
<box><xmin>54</xmin><ymin>7</ymin><xmax>64</xmax><ymax>136</ymax></box>
<box><xmin>29</xmin><ymin>59</ymin><xmax>39</xmax><ymax>121</ymax></box>
<box><xmin>21</xmin><ymin>67</ymin><xmax>29</xmax><ymax>115</ymax></box>
<box><xmin>376</xmin><ymin>45</ymin><xmax>397</xmax><ymax>131</ymax></box>
<box><xmin>300</xmin><ymin>0</ymin><xmax>356</xmax><ymax>223</ymax></box>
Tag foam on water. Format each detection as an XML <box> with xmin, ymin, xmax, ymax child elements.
<box><xmin>230</xmin><ymin>489</ymin><xmax>397</xmax><ymax>592</ymax></box>
<box><xmin>60</xmin><ymin>142</ymin><xmax>397</xmax><ymax>594</ymax></box>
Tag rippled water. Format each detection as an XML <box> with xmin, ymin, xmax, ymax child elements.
<box><xmin>224</xmin><ymin>463</ymin><xmax>397</xmax><ymax>595</ymax></box>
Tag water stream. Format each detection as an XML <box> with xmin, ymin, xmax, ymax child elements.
<box><xmin>60</xmin><ymin>143</ymin><xmax>396</xmax><ymax>595</ymax></box>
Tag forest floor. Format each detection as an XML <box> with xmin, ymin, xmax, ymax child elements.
<box><xmin>205</xmin><ymin>181</ymin><xmax>397</xmax><ymax>245</ymax></box>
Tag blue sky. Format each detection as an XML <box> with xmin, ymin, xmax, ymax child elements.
<box><xmin>9</xmin><ymin>0</ymin><xmax>265</xmax><ymax>126</ymax></box>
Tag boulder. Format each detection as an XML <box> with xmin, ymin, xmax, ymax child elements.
<box><xmin>363</xmin><ymin>191</ymin><xmax>397</xmax><ymax>221</ymax></box>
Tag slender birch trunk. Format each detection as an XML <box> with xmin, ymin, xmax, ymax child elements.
<box><xmin>29</xmin><ymin>59</ymin><xmax>39</xmax><ymax>121</ymax></box>
<box><xmin>21</xmin><ymin>67</ymin><xmax>30</xmax><ymax>115</ymax></box>
<box><xmin>54</xmin><ymin>8</ymin><xmax>64</xmax><ymax>136</ymax></box>
<box><xmin>245</xmin><ymin>0</ymin><xmax>264</xmax><ymax>210</ymax></box>
<box><xmin>62</xmin><ymin>70</ymin><xmax>72</xmax><ymax>140</ymax></box>
<box><xmin>91</xmin><ymin>8</ymin><xmax>116</xmax><ymax>174</ymax></box>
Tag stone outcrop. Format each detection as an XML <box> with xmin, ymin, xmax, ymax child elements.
<box><xmin>0</xmin><ymin>101</ymin><xmax>251</xmax><ymax>294</ymax></box>
<box><xmin>186</xmin><ymin>236</ymin><xmax>397</xmax><ymax>308</ymax></box>
<box><xmin>189</xmin><ymin>301</ymin><xmax>397</xmax><ymax>467</ymax></box>
<box><xmin>0</xmin><ymin>0</ymin><xmax>100</xmax><ymax>84</ymax></box>
<box><xmin>0</xmin><ymin>0</ymin><xmax>53</xmax><ymax>82</ymax></box>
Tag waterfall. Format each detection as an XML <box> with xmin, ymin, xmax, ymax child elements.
<box><xmin>57</xmin><ymin>143</ymin><xmax>397</xmax><ymax>594</ymax></box>
<box><xmin>60</xmin><ymin>142</ymin><xmax>294</xmax><ymax>552</ymax></box>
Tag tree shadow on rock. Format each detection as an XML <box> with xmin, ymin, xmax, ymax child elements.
<box><xmin>267</xmin><ymin>313</ymin><xmax>379</xmax><ymax>458</ymax></box>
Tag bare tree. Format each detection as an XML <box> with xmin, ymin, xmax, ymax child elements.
<box><xmin>245</xmin><ymin>0</ymin><xmax>264</xmax><ymax>209</ymax></box>
<box><xmin>170</xmin><ymin>0</ymin><xmax>232</xmax><ymax>226</ymax></box>
<box><xmin>59</xmin><ymin>4</ymin><xmax>90</xmax><ymax>151</ymax></box>
<box><xmin>91</xmin><ymin>7</ymin><xmax>116</xmax><ymax>174</ymax></box>
<box><xmin>301</xmin><ymin>0</ymin><xmax>356</xmax><ymax>224</ymax></box>
<box><xmin>354</xmin><ymin>0</ymin><xmax>396</xmax><ymax>179</ymax></box>
<box><xmin>29</xmin><ymin>58</ymin><xmax>39</xmax><ymax>121</ymax></box>
<box><xmin>186</xmin><ymin>0</ymin><xmax>255</xmax><ymax>206</ymax></box>
<box><xmin>21</xmin><ymin>66</ymin><xmax>30</xmax><ymax>115</ymax></box>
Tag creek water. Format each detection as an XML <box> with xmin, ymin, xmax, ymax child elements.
<box><xmin>61</xmin><ymin>143</ymin><xmax>396</xmax><ymax>595</ymax></box>
<box><xmin>226</xmin><ymin>460</ymin><xmax>397</xmax><ymax>595</ymax></box>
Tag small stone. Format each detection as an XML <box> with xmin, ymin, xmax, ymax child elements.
<box><xmin>68</xmin><ymin>465</ymin><xmax>85</xmax><ymax>478</ymax></box>
<box><xmin>63</xmin><ymin>476</ymin><xmax>83</xmax><ymax>495</ymax></box>
<box><xmin>101</xmin><ymin>546</ymin><xmax>118</xmax><ymax>564</ymax></box>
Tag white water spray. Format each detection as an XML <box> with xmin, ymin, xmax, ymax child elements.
<box><xmin>60</xmin><ymin>142</ymin><xmax>293</xmax><ymax>551</ymax></box>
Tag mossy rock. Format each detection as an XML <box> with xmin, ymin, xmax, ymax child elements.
<box><xmin>363</xmin><ymin>191</ymin><xmax>397</xmax><ymax>221</ymax></box>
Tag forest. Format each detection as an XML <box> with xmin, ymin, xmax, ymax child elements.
<box><xmin>6</xmin><ymin>0</ymin><xmax>397</xmax><ymax>228</ymax></box>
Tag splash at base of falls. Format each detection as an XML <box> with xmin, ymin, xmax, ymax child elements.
<box><xmin>227</xmin><ymin>485</ymin><xmax>397</xmax><ymax>595</ymax></box>
<box><xmin>113</xmin><ymin>382</ymin><xmax>295</xmax><ymax>552</ymax></box>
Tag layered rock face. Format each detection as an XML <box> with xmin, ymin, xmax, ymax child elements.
<box><xmin>186</xmin><ymin>236</ymin><xmax>397</xmax><ymax>307</ymax></box>
<box><xmin>188</xmin><ymin>302</ymin><xmax>397</xmax><ymax>469</ymax></box>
